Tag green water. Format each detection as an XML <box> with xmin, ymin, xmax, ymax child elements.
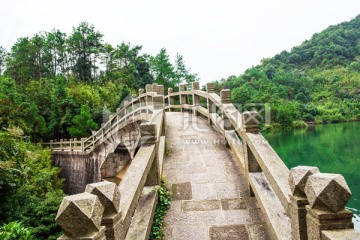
<box><xmin>264</xmin><ymin>122</ymin><xmax>360</xmax><ymax>232</ymax></box>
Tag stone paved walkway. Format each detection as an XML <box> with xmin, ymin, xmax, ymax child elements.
<box><xmin>162</xmin><ymin>112</ymin><xmax>270</xmax><ymax>240</ymax></box>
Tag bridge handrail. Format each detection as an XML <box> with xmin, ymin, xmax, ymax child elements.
<box><xmin>46</xmin><ymin>88</ymin><xmax>163</xmax><ymax>152</ymax></box>
<box><xmin>164</xmin><ymin>82</ymin><xmax>359</xmax><ymax>240</ymax></box>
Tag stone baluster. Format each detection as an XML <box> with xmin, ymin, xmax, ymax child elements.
<box><xmin>221</xmin><ymin>89</ymin><xmax>232</xmax><ymax>131</ymax></box>
<box><xmin>168</xmin><ymin>88</ymin><xmax>174</xmax><ymax>112</ymax></box>
<box><xmin>157</xmin><ymin>84</ymin><xmax>164</xmax><ymax>95</ymax></box>
<box><xmin>304</xmin><ymin>173</ymin><xmax>353</xmax><ymax>240</ymax></box>
<box><xmin>101</xmin><ymin>123</ymin><xmax>105</xmax><ymax>141</ymax></box>
<box><xmin>206</xmin><ymin>83</ymin><xmax>215</xmax><ymax>125</ymax></box>
<box><xmin>152</xmin><ymin>83</ymin><xmax>158</xmax><ymax>94</ymax></box>
<box><xmin>81</xmin><ymin>138</ymin><xmax>85</xmax><ymax>152</ymax></box>
<box><xmin>192</xmin><ymin>82</ymin><xmax>200</xmax><ymax>116</ymax></box>
<box><xmin>288</xmin><ymin>166</ymin><xmax>320</xmax><ymax>240</ymax></box>
<box><xmin>56</xmin><ymin>193</ymin><xmax>106</xmax><ymax>239</ymax></box>
<box><xmin>242</xmin><ymin>111</ymin><xmax>260</xmax><ymax>133</ymax></box>
<box><xmin>124</xmin><ymin>100</ymin><xmax>129</xmax><ymax>118</ymax></box>
<box><xmin>206</xmin><ymin>82</ymin><xmax>214</xmax><ymax>93</ymax></box>
<box><xmin>179</xmin><ymin>84</ymin><xmax>187</xmax><ymax>112</ymax></box>
<box><xmin>145</xmin><ymin>84</ymin><xmax>152</xmax><ymax>93</ymax></box>
<box><xmin>85</xmin><ymin>182</ymin><xmax>121</xmax><ymax>240</ymax></box>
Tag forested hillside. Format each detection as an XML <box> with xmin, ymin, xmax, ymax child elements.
<box><xmin>216</xmin><ymin>15</ymin><xmax>360</xmax><ymax>128</ymax></box>
<box><xmin>0</xmin><ymin>22</ymin><xmax>197</xmax><ymax>239</ymax></box>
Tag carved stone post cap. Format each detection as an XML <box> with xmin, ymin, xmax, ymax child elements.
<box><xmin>179</xmin><ymin>84</ymin><xmax>187</xmax><ymax>91</ymax></box>
<box><xmin>139</xmin><ymin>88</ymin><xmax>144</xmax><ymax>94</ymax></box>
<box><xmin>124</xmin><ymin>100</ymin><xmax>129</xmax><ymax>106</ymax></box>
<box><xmin>145</xmin><ymin>84</ymin><xmax>152</xmax><ymax>92</ymax></box>
<box><xmin>55</xmin><ymin>192</ymin><xmax>104</xmax><ymax>238</ymax></box>
<box><xmin>242</xmin><ymin>111</ymin><xmax>260</xmax><ymax>133</ymax></box>
<box><xmin>157</xmin><ymin>85</ymin><xmax>165</xmax><ymax>95</ymax></box>
<box><xmin>305</xmin><ymin>173</ymin><xmax>351</xmax><ymax>212</ymax></box>
<box><xmin>289</xmin><ymin>166</ymin><xmax>319</xmax><ymax>197</ymax></box>
<box><xmin>168</xmin><ymin>88</ymin><xmax>173</xmax><ymax>94</ymax></box>
<box><xmin>132</xmin><ymin>94</ymin><xmax>137</xmax><ymax>98</ymax></box>
<box><xmin>192</xmin><ymin>82</ymin><xmax>200</xmax><ymax>90</ymax></box>
<box><xmin>206</xmin><ymin>82</ymin><xmax>214</xmax><ymax>93</ymax></box>
<box><xmin>85</xmin><ymin>181</ymin><xmax>121</xmax><ymax>216</ymax></box>
<box><xmin>152</xmin><ymin>83</ymin><xmax>158</xmax><ymax>93</ymax></box>
<box><xmin>220</xmin><ymin>89</ymin><xmax>231</xmax><ymax>104</ymax></box>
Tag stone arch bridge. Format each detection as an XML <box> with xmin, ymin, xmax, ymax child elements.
<box><xmin>47</xmin><ymin>82</ymin><xmax>360</xmax><ymax>240</ymax></box>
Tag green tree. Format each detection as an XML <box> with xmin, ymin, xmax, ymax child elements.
<box><xmin>0</xmin><ymin>46</ymin><xmax>6</xmax><ymax>75</ymax></box>
<box><xmin>68</xmin><ymin>105</ymin><xmax>98</xmax><ymax>138</ymax></box>
<box><xmin>151</xmin><ymin>48</ymin><xmax>176</xmax><ymax>91</ymax></box>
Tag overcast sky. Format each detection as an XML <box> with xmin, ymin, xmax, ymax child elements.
<box><xmin>0</xmin><ymin>0</ymin><xmax>359</xmax><ymax>84</ymax></box>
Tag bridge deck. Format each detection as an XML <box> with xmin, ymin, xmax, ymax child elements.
<box><xmin>163</xmin><ymin>112</ymin><xmax>270</xmax><ymax>240</ymax></box>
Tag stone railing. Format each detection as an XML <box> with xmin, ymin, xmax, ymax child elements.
<box><xmin>165</xmin><ymin>82</ymin><xmax>360</xmax><ymax>240</ymax></box>
<box><xmin>55</xmin><ymin>84</ymin><xmax>166</xmax><ymax>240</ymax></box>
<box><xmin>45</xmin><ymin>83</ymin><xmax>165</xmax><ymax>152</ymax></box>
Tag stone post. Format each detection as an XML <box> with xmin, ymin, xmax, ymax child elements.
<box><xmin>60</xmin><ymin>139</ymin><xmax>63</xmax><ymax>151</ymax></box>
<box><xmin>288</xmin><ymin>166</ymin><xmax>319</xmax><ymax>240</ymax></box>
<box><xmin>152</xmin><ymin>83</ymin><xmax>158</xmax><ymax>93</ymax></box>
<box><xmin>206</xmin><ymin>82</ymin><xmax>214</xmax><ymax>93</ymax></box>
<box><xmin>153</xmin><ymin>95</ymin><xmax>164</xmax><ymax>110</ymax></box>
<box><xmin>85</xmin><ymin>182</ymin><xmax>122</xmax><ymax>240</ymax></box>
<box><xmin>304</xmin><ymin>173</ymin><xmax>353</xmax><ymax>240</ymax></box>
<box><xmin>192</xmin><ymin>81</ymin><xmax>199</xmax><ymax>91</ymax></box>
<box><xmin>221</xmin><ymin>89</ymin><xmax>232</xmax><ymax>131</ymax></box>
<box><xmin>124</xmin><ymin>100</ymin><xmax>129</xmax><ymax>119</ymax></box>
<box><xmin>179</xmin><ymin>84</ymin><xmax>187</xmax><ymax>112</ymax></box>
<box><xmin>146</xmin><ymin>84</ymin><xmax>152</xmax><ymax>93</ymax></box>
<box><xmin>192</xmin><ymin>82</ymin><xmax>200</xmax><ymax>116</ymax></box>
<box><xmin>50</xmin><ymin>140</ymin><xmax>53</xmax><ymax>150</ymax></box>
<box><xmin>206</xmin><ymin>83</ymin><xmax>215</xmax><ymax>125</ymax></box>
<box><xmin>139</xmin><ymin>88</ymin><xmax>144</xmax><ymax>95</ymax></box>
<box><xmin>168</xmin><ymin>88</ymin><xmax>174</xmax><ymax>112</ymax></box>
<box><xmin>56</xmin><ymin>193</ymin><xmax>106</xmax><ymax>239</ymax></box>
<box><xmin>242</xmin><ymin>111</ymin><xmax>260</xmax><ymax>133</ymax></box>
<box><xmin>157</xmin><ymin>84</ymin><xmax>164</xmax><ymax>95</ymax></box>
<box><xmin>81</xmin><ymin>138</ymin><xmax>85</xmax><ymax>152</ymax></box>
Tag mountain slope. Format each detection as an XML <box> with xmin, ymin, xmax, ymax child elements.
<box><xmin>219</xmin><ymin>15</ymin><xmax>360</xmax><ymax>128</ymax></box>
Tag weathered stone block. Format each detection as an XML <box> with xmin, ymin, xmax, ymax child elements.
<box><xmin>85</xmin><ymin>181</ymin><xmax>121</xmax><ymax>216</ymax></box>
<box><xmin>140</xmin><ymin>123</ymin><xmax>157</xmax><ymax>145</ymax></box>
<box><xmin>289</xmin><ymin>166</ymin><xmax>319</xmax><ymax>198</ymax></box>
<box><xmin>192</xmin><ymin>82</ymin><xmax>199</xmax><ymax>90</ymax></box>
<box><xmin>304</xmin><ymin>173</ymin><xmax>351</xmax><ymax>212</ymax></box>
<box><xmin>145</xmin><ymin>84</ymin><xmax>152</xmax><ymax>93</ymax></box>
<box><xmin>179</xmin><ymin>84</ymin><xmax>187</xmax><ymax>91</ymax></box>
<box><xmin>206</xmin><ymin>82</ymin><xmax>214</xmax><ymax>93</ymax></box>
<box><xmin>242</xmin><ymin>111</ymin><xmax>260</xmax><ymax>133</ymax></box>
<box><xmin>55</xmin><ymin>192</ymin><xmax>104</xmax><ymax>238</ymax></box>
<box><xmin>220</xmin><ymin>89</ymin><xmax>231</xmax><ymax>104</ymax></box>
<box><xmin>157</xmin><ymin>84</ymin><xmax>164</xmax><ymax>95</ymax></box>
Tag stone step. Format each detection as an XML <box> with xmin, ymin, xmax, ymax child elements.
<box><xmin>125</xmin><ymin>186</ymin><xmax>158</xmax><ymax>240</ymax></box>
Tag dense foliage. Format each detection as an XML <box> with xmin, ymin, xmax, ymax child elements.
<box><xmin>0</xmin><ymin>22</ymin><xmax>197</xmax><ymax>239</ymax></box>
<box><xmin>0</xmin><ymin>128</ymin><xmax>64</xmax><ymax>239</ymax></box>
<box><xmin>149</xmin><ymin>180</ymin><xmax>171</xmax><ymax>240</ymax></box>
<box><xmin>216</xmin><ymin>15</ymin><xmax>360</xmax><ymax>128</ymax></box>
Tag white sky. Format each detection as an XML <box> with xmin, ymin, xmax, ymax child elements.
<box><xmin>0</xmin><ymin>0</ymin><xmax>359</xmax><ymax>84</ymax></box>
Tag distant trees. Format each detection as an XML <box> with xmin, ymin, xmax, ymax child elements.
<box><xmin>216</xmin><ymin>15</ymin><xmax>360</xmax><ymax>128</ymax></box>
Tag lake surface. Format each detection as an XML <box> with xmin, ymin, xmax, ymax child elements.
<box><xmin>264</xmin><ymin>122</ymin><xmax>360</xmax><ymax>232</ymax></box>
